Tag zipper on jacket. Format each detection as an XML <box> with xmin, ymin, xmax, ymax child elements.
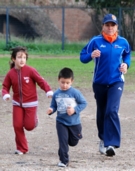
<box><xmin>17</xmin><ymin>70</ymin><xmax>23</xmax><ymax>107</ymax></box>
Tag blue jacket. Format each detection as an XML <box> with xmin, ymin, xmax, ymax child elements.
<box><xmin>50</xmin><ymin>87</ymin><xmax>87</xmax><ymax>126</ymax></box>
<box><xmin>80</xmin><ymin>35</ymin><xmax>131</xmax><ymax>84</ymax></box>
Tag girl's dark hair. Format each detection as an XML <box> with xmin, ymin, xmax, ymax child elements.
<box><xmin>58</xmin><ymin>67</ymin><xmax>74</xmax><ymax>80</ymax></box>
<box><xmin>9</xmin><ymin>46</ymin><xmax>28</xmax><ymax>69</ymax></box>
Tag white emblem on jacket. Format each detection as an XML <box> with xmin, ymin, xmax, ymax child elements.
<box><xmin>24</xmin><ymin>77</ymin><xmax>29</xmax><ymax>83</ymax></box>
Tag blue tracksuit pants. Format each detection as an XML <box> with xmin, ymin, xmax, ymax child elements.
<box><xmin>93</xmin><ymin>82</ymin><xmax>124</xmax><ymax>148</ymax></box>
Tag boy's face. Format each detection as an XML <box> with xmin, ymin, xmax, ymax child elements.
<box><xmin>12</xmin><ymin>51</ymin><xmax>27</xmax><ymax>69</ymax></box>
<box><xmin>58</xmin><ymin>77</ymin><xmax>73</xmax><ymax>91</ymax></box>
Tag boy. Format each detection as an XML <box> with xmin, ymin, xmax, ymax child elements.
<box><xmin>47</xmin><ymin>67</ymin><xmax>87</xmax><ymax>167</ymax></box>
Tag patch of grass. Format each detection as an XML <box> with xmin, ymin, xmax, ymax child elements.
<box><xmin>0</xmin><ymin>37</ymin><xmax>87</xmax><ymax>56</ymax></box>
<box><xmin>26</xmin><ymin>57</ymin><xmax>94</xmax><ymax>89</ymax></box>
<box><xmin>0</xmin><ymin>56</ymin><xmax>135</xmax><ymax>92</ymax></box>
<box><xmin>131</xmin><ymin>51</ymin><xmax>135</xmax><ymax>57</ymax></box>
<box><xmin>0</xmin><ymin>56</ymin><xmax>93</xmax><ymax>89</ymax></box>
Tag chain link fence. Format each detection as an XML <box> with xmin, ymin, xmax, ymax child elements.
<box><xmin>0</xmin><ymin>6</ymin><xmax>98</xmax><ymax>50</ymax></box>
<box><xmin>0</xmin><ymin>6</ymin><xmax>135</xmax><ymax>50</ymax></box>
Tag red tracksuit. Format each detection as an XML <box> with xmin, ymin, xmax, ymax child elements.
<box><xmin>2</xmin><ymin>65</ymin><xmax>52</xmax><ymax>153</ymax></box>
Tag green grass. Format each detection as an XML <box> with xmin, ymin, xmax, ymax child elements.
<box><xmin>132</xmin><ymin>51</ymin><xmax>135</xmax><ymax>57</ymax></box>
<box><xmin>0</xmin><ymin>56</ymin><xmax>93</xmax><ymax>89</ymax></box>
<box><xmin>0</xmin><ymin>56</ymin><xmax>135</xmax><ymax>92</ymax></box>
<box><xmin>0</xmin><ymin>37</ymin><xmax>135</xmax><ymax>57</ymax></box>
<box><xmin>0</xmin><ymin>37</ymin><xmax>87</xmax><ymax>56</ymax></box>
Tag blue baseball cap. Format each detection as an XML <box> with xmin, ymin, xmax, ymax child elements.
<box><xmin>102</xmin><ymin>14</ymin><xmax>118</xmax><ymax>25</ymax></box>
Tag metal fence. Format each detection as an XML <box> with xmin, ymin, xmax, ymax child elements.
<box><xmin>0</xmin><ymin>6</ymin><xmax>135</xmax><ymax>50</ymax></box>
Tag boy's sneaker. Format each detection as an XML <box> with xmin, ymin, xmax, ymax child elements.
<box><xmin>99</xmin><ymin>140</ymin><xmax>106</xmax><ymax>154</ymax></box>
<box><xmin>58</xmin><ymin>161</ymin><xmax>67</xmax><ymax>167</ymax></box>
<box><xmin>106</xmin><ymin>146</ymin><xmax>115</xmax><ymax>157</ymax></box>
<box><xmin>14</xmin><ymin>150</ymin><xmax>23</xmax><ymax>155</ymax></box>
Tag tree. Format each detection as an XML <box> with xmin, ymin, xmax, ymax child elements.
<box><xmin>76</xmin><ymin>0</ymin><xmax>135</xmax><ymax>50</ymax></box>
<box><xmin>84</xmin><ymin>0</ymin><xmax>135</xmax><ymax>8</ymax></box>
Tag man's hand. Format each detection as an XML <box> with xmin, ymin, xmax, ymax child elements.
<box><xmin>120</xmin><ymin>63</ymin><xmax>128</xmax><ymax>74</ymax></box>
<box><xmin>91</xmin><ymin>49</ymin><xmax>101</xmax><ymax>58</ymax></box>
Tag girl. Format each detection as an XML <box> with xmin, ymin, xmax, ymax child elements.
<box><xmin>2</xmin><ymin>46</ymin><xmax>53</xmax><ymax>155</ymax></box>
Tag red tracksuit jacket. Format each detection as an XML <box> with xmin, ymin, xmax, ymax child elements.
<box><xmin>2</xmin><ymin>65</ymin><xmax>52</xmax><ymax>107</ymax></box>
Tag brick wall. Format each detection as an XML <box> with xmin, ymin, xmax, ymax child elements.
<box><xmin>48</xmin><ymin>8</ymin><xmax>98</xmax><ymax>41</ymax></box>
<box><xmin>0</xmin><ymin>0</ymin><xmax>98</xmax><ymax>41</ymax></box>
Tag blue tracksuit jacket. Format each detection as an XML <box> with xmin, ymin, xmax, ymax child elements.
<box><xmin>80</xmin><ymin>34</ymin><xmax>131</xmax><ymax>84</ymax></box>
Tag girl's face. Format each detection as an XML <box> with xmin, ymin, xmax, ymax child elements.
<box><xmin>102</xmin><ymin>22</ymin><xmax>118</xmax><ymax>35</ymax></box>
<box><xmin>58</xmin><ymin>78</ymin><xmax>73</xmax><ymax>91</ymax></box>
<box><xmin>12</xmin><ymin>51</ymin><xmax>27</xmax><ymax>69</ymax></box>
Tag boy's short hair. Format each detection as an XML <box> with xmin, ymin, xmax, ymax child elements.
<box><xmin>58</xmin><ymin>67</ymin><xmax>74</xmax><ymax>80</ymax></box>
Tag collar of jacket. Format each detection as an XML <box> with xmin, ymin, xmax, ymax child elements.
<box><xmin>102</xmin><ymin>31</ymin><xmax>118</xmax><ymax>43</ymax></box>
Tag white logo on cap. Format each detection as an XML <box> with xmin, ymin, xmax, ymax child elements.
<box><xmin>112</xmin><ymin>15</ymin><xmax>116</xmax><ymax>21</ymax></box>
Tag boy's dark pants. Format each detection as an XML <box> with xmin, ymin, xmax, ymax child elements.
<box><xmin>56</xmin><ymin>121</ymin><xmax>82</xmax><ymax>165</ymax></box>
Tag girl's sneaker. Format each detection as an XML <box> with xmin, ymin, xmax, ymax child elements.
<box><xmin>14</xmin><ymin>150</ymin><xmax>23</xmax><ymax>155</ymax></box>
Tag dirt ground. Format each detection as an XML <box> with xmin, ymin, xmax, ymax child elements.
<box><xmin>0</xmin><ymin>88</ymin><xmax>135</xmax><ymax>171</ymax></box>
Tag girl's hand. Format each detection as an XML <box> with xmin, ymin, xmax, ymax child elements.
<box><xmin>48</xmin><ymin>95</ymin><xmax>52</xmax><ymax>98</ymax></box>
<box><xmin>67</xmin><ymin>106</ymin><xmax>75</xmax><ymax>116</ymax></box>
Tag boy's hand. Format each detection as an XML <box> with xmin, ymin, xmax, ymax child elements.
<box><xmin>47</xmin><ymin>108</ymin><xmax>53</xmax><ymax>115</ymax></box>
<box><xmin>67</xmin><ymin>106</ymin><xmax>75</xmax><ymax>116</ymax></box>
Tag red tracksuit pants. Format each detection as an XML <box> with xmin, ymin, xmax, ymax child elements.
<box><xmin>13</xmin><ymin>105</ymin><xmax>38</xmax><ymax>153</ymax></box>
